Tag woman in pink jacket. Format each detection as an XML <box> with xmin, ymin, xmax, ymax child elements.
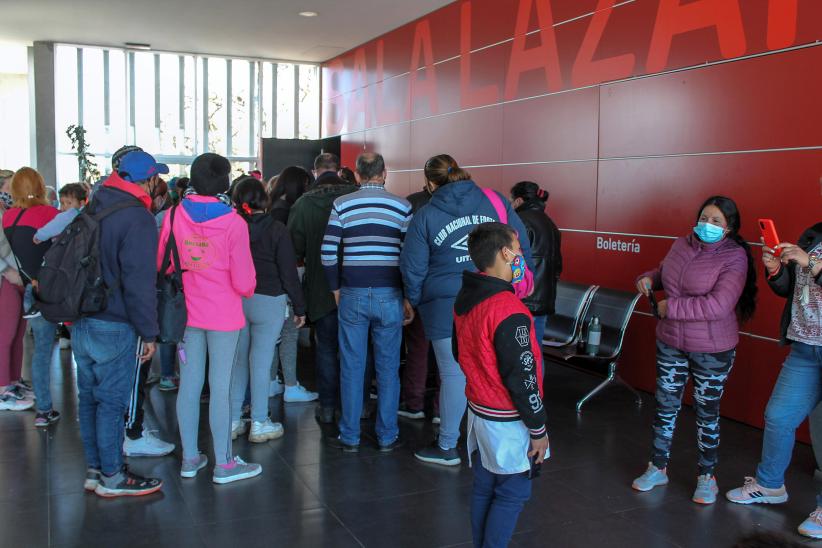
<box><xmin>630</xmin><ymin>196</ymin><xmax>757</xmax><ymax>505</ymax></box>
<box><xmin>158</xmin><ymin>153</ymin><xmax>260</xmax><ymax>485</ymax></box>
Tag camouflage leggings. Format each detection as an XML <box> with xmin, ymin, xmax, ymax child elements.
<box><xmin>651</xmin><ymin>340</ymin><xmax>735</xmax><ymax>475</ymax></box>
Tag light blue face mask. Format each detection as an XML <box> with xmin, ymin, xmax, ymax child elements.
<box><xmin>693</xmin><ymin>222</ymin><xmax>726</xmax><ymax>244</ymax></box>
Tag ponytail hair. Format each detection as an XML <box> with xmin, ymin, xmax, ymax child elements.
<box><xmin>232</xmin><ymin>176</ymin><xmax>270</xmax><ymax>220</ymax></box>
<box><xmin>696</xmin><ymin>195</ymin><xmax>757</xmax><ymax>323</ymax></box>
<box><xmin>511</xmin><ymin>181</ymin><xmax>549</xmax><ymax>205</ymax></box>
<box><xmin>423</xmin><ymin>154</ymin><xmax>471</xmax><ymax>186</ymax></box>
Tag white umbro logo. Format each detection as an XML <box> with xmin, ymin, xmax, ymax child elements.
<box><xmin>451</xmin><ymin>234</ymin><xmax>469</xmax><ymax>251</ymax></box>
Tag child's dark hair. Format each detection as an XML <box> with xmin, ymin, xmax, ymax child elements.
<box><xmin>468</xmin><ymin>222</ymin><xmax>517</xmax><ymax>271</ymax></box>
<box><xmin>232</xmin><ymin>176</ymin><xmax>269</xmax><ymax>218</ymax></box>
<box><xmin>59</xmin><ymin>183</ymin><xmax>88</xmax><ymax>203</ymax></box>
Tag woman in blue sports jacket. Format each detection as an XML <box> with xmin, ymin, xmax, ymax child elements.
<box><xmin>400</xmin><ymin>154</ymin><xmax>534</xmax><ymax>467</ymax></box>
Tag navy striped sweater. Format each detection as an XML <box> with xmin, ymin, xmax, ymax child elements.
<box><xmin>321</xmin><ymin>184</ymin><xmax>412</xmax><ymax>290</ymax></box>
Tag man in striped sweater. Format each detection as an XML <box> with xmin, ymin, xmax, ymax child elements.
<box><xmin>322</xmin><ymin>152</ymin><xmax>414</xmax><ymax>452</ymax></box>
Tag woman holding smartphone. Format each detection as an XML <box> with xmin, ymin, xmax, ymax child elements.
<box><xmin>726</xmin><ymin>199</ymin><xmax>822</xmax><ymax>538</ymax></box>
<box><xmin>632</xmin><ymin>196</ymin><xmax>756</xmax><ymax>505</ymax></box>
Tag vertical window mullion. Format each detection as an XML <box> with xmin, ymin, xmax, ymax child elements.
<box><xmin>226</xmin><ymin>59</ymin><xmax>233</xmax><ymax>158</ymax></box>
<box><xmin>103</xmin><ymin>50</ymin><xmax>110</xmax><ymax>127</ymax></box>
<box><xmin>128</xmin><ymin>51</ymin><xmax>136</xmax><ymax>143</ymax></box>
<box><xmin>77</xmin><ymin>48</ymin><xmax>84</xmax><ymax>126</ymax></box>
<box><xmin>293</xmin><ymin>64</ymin><xmax>299</xmax><ymax>138</ymax></box>
<box><xmin>202</xmin><ymin>58</ymin><xmax>208</xmax><ymax>153</ymax></box>
<box><xmin>154</xmin><ymin>54</ymin><xmax>161</xmax><ymax>130</ymax></box>
<box><xmin>271</xmin><ymin>63</ymin><xmax>278</xmax><ymax>138</ymax></box>
<box><xmin>178</xmin><ymin>56</ymin><xmax>185</xmax><ymax>130</ymax></box>
<box><xmin>249</xmin><ymin>62</ymin><xmax>256</xmax><ymax>157</ymax></box>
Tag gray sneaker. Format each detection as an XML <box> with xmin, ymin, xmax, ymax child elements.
<box><xmin>212</xmin><ymin>456</ymin><xmax>262</xmax><ymax>485</ymax></box>
<box><xmin>632</xmin><ymin>463</ymin><xmax>669</xmax><ymax>492</ymax></box>
<box><xmin>180</xmin><ymin>454</ymin><xmax>208</xmax><ymax>478</ymax></box>
<box><xmin>84</xmin><ymin>468</ymin><xmax>102</xmax><ymax>491</ymax></box>
<box><xmin>693</xmin><ymin>474</ymin><xmax>719</xmax><ymax>504</ymax></box>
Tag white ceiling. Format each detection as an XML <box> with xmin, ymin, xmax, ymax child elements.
<box><xmin>0</xmin><ymin>0</ymin><xmax>453</xmax><ymax>63</ymax></box>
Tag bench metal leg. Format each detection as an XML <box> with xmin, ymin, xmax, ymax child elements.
<box><xmin>576</xmin><ymin>361</ymin><xmax>643</xmax><ymax>413</ymax></box>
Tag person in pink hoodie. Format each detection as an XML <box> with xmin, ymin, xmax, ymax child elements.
<box><xmin>157</xmin><ymin>153</ymin><xmax>261</xmax><ymax>485</ymax></box>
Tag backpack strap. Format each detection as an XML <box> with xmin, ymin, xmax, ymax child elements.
<box><xmin>89</xmin><ymin>195</ymin><xmax>147</xmax><ymax>294</ymax></box>
<box><xmin>91</xmin><ymin>199</ymin><xmax>144</xmax><ymax>221</ymax></box>
<box><xmin>482</xmin><ymin>188</ymin><xmax>508</xmax><ymax>224</ymax></box>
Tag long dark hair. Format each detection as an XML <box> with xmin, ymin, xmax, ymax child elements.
<box><xmin>696</xmin><ymin>195</ymin><xmax>757</xmax><ymax>323</ymax></box>
<box><xmin>271</xmin><ymin>166</ymin><xmax>310</xmax><ymax>205</ymax></box>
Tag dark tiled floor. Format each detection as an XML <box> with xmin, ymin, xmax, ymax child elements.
<box><xmin>2</xmin><ymin>344</ymin><xmax>821</xmax><ymax>548</ymax></box>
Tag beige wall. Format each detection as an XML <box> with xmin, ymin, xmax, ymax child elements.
<box><xmin>0</xmin><ymin>72</ymin><xmax>31</xmax><ymax>170</ymax></box>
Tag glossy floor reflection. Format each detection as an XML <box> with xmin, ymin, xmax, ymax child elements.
<box><xmin>1</xmin><ymin>342</ymin><xmax>820</xmax><ymax>547</ymax></box>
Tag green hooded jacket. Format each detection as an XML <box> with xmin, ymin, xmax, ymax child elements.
<box><xmin>287</xmin><ymin>178</ymin><xmax>358</xmax><ymax>322</ymax></box>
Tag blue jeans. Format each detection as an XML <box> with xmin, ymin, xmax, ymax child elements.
<box><xmin>314</xmin><ymin>311</ymin><xmax>340</xmax><ymax>409</ymax></box>
<box><xmin>338</xmin><ymin>287</ymin><xmax>403</xmax><ymax>446</ymax></box>
<box><xmin>756</xmin><ymin>342</ymin><xmax>822</xmax><ymax>506</ymax></box>
<box><xmin>471</xmin><ymin>451</ymin><xmax>532</xmax><ymax>548</ymax></box>
<box><xmin>72</xmin><ymin>318</ymin><xmax>140</xmax><ymax>475</ymax></box>
<box><xmin>533</xmin><ymin>315</ymin><xmax>546</xmax><ymax>347</ymax></box>
<box><xmin>432</xmin><ymin>338</ymin><xmax>466</xmax><ymax>450</ymax></box>
<box><xmin>159</xmin><ymin>343</ymin><xmax>176</xmax><ymax>378</ymax></box>
<box><xmin>29</xmin><ymin>314</ymin><xmax>57</xmax><ymax>413</ymax></box>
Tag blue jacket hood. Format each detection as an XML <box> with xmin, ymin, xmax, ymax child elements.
<box><xmin>182</xmin><ymin>197</ymin><xmax>233</xmax><ymax>223</ymax></box>
<box><xmin>428</xmin><ymin>180</ymin><xmax>486</xmax><ymax>217</ymax></box>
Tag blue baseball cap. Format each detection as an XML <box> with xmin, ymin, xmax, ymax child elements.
<box><xmin>118</xmin><ymin>150</ymin><xmax>169</xmax><ymax>182</ymax></box>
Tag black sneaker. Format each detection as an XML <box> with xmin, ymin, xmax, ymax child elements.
<box><xmin>94</xmin><ymin>467</ymin><xmax>163</xmax><ymax>498</ymax></box>
<box><xmin>414</xmin><ymin>441</ymin><xmax>461</xmax><ymax>466</ymax></box>
<box><xmin>84</xmin><ymin>468</ymin><xmax>102</xmax><ymax>492</ymax></box>
<box><xmin>378</xmin><ymin>438</ymin><xmax>405</xmax><ymax>453</ymax></box>
<box><xmin>34</xmin><ymin>410</ymin><xmax>60</xmax><ymax>427</ymax></box>
<box><xmin>327</xmin><ymin>436</ymin><xmax>359</xmax><ymax>453</ymax></box>
<box><xmin>22</xmin><ymin>305</ymin><xmax>41</xmax><ymax>320</ymax></box>
<box><xmin>397</xmin><ymin>404</ymin><xmax>425</xmax><ymax>420</ymax></box>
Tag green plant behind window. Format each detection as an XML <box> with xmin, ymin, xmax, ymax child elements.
<box><xmin>66</xmin><ymin>124</ymin><xmax>101</xmax><ymax>183</ymax></box>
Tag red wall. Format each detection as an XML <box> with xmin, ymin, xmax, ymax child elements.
<box><xmin>321</xmin><ymin>0</ymin><xmax>822</xmax><ymax>437</ymax></box>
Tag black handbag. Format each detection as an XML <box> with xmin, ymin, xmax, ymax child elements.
<box><xmin>156</xmin><ymin>206</ymin><xmax>187</xmax><ymax>343</ymax></box>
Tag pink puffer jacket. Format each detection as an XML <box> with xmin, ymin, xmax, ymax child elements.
<box><xmin>640</xmin><ymin>234</ymin><xmax>747</xmax><ymax>353</ymax></box>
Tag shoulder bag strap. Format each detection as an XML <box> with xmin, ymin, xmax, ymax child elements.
<box><xmin>482</xmin><ymin>188</ymin><xmax>508</xmax><ymax>225</ymax></box>
<box><xmin>160</xmin><ymin>206</ymin><xmax>183</xmax><ymax>280</ymax></box>
<box><xmin>7</xmin><ymin>209</ymin><xmax>29</xmax><ymax>282</ymax></box>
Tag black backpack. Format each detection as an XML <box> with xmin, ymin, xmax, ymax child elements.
<box><xmin>36</xmin><ymin>196</ymin><xmax>143</xmax><ymax>323</ymax></box>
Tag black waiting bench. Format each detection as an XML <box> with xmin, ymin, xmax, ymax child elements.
<box><xmin>540</xmin><ymin>281</ymin><xmax>643</xmax><ymax>412</ymax></box>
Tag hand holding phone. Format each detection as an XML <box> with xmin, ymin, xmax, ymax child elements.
<box><xmin>758</xmin><ymin>219</ymin><xmax>781</xmax><ymax>257</ymax></box>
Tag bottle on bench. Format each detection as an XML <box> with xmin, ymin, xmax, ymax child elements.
<box><xmin>585</xmin><ymin>316</ymin><xmax>601</xmax><ymax>356</ymax></box>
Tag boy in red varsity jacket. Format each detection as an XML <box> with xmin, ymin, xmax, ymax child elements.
<box><xmin>454</xmin><ymin>222</ymin><xmax>549</xmax><ymax>548</ymax></box>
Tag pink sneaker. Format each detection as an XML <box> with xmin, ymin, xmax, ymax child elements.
<box><xmin>726</xmin><ymin>476</ymin><xmax>788</xmax><ymax>505</ymax></box>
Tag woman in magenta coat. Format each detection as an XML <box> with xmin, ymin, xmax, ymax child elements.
<box><xmin>630</xmin><ymin>196</ymin><xmax>757</xmax><ymax>505</ymax></box>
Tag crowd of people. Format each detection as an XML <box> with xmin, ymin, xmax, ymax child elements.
<box><xmin>0</xmin><ymin>146</ymin><xmax>820</xmax><ymax>545</ymax></box>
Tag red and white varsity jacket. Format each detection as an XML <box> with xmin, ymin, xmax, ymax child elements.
<box><xmin>453</xmin><ymin>271</ymin><xmax>547</xmax><ymax>439</ymax></box>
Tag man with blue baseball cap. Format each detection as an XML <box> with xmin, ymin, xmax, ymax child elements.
<box><xmin>73</xmin><ymin>148</ymin><xmax>171</xmax><ymax>498</ymax></box>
